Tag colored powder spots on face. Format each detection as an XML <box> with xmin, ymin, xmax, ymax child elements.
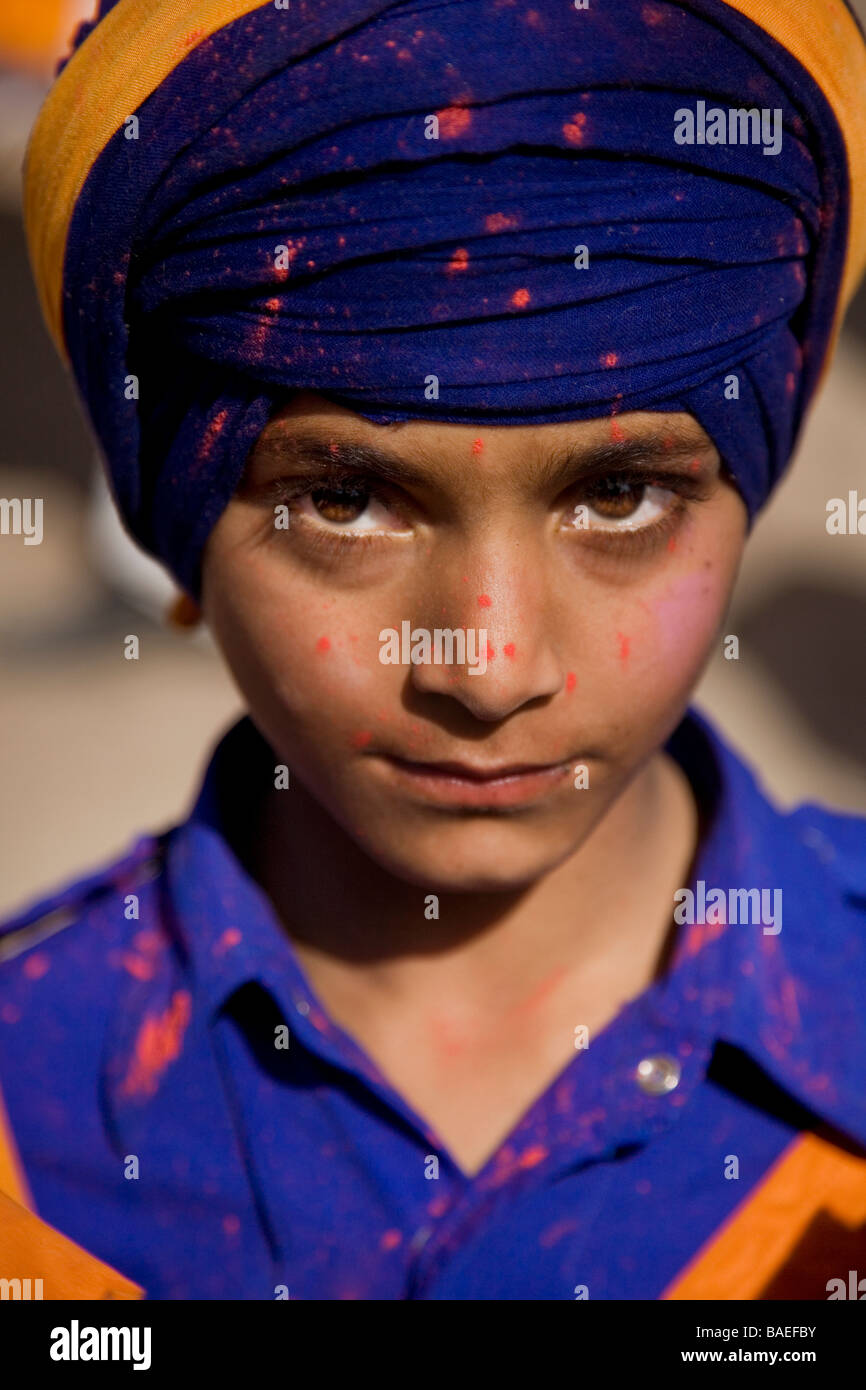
<box><xmin>484</xmin><ymin>212</ymin><xmax>519</xmax><ymax>233</ymax></box>
<box><xmin>437</xmin><ymin>106</ymin><xmax>472</xmax><ymax>138</ymax></box>
<box><xmin>222</xmin><ymin>1214</ymin><xmax>241</xmax><ymax>1236</ymax></box>
<box><xmin>351</xmin><ymin>729</ymin><xmax>373</xmax><ymax>749</ymax></box>
<box><xmin>316</xmin><ymin>635</ymin><xmax>331</xmax><ymax>654</ymax></box>
<box><xmin>601</xmin><ymin>352</ymin><xmax>619</xmax><ymax>368</ymax></box>
<box><xmin>562</xmin><ymin>112</ymin><xmax>588</xmax><ymax>144</ymax></box>
<box><xmin>610</xmin><ymin>418</ymin><xmax>626</xmax><ymax>443</ymax></box>
<box><xmin>504</xmin><ymin>642</ymin><xmax>516</xmax><ymax>659</ymax></box>
<box><xmin>379</xmin><ymin>1229</ymin><xmax>402</xmax><ymax>1252</ymax></box>
<box><xmin>510</xmin><ymin>287</ymin><xmax>531</xmax><ymax>309</ymax></box>
<box><xmin>667</xmin><ymin>535</ymin><xmax>677</xmax><ymax>553</ymax></box>
<box><xmin>617</xmin><ymin>632</ymin><xmax>631</xmax><ymax>664</ymax></box>
<box><xmin>565</xmin><ymin>671</ymin><xmax>577</xmax><ymax>692</ymax></box>
<box><xmin>471</xmin><ymin>437</ymin><xmax>484</xmax><ymax>455</ymax></box>
<box><xmin>446</xmin><ymin>247</ymin><xmax>469</xmax><ymax>274</ymax></box>
<box><xmin>485</xmin><ymin>641</ymin><xmax>496</xmax><ymax>662</ymax></box>
<box><xmin>22</xmin><ymin>953</ymin><xmax>50</xmax><ymax>981</ymax></box>
<box><xmin>477</xmin><ymin>593</ymin><xmax>492</xmax><ymax>607</ymax></box>
<box><xmin>119</xmin><ymin>990</ymin><xmax>192</xmax><ymax>1098</ymax></box>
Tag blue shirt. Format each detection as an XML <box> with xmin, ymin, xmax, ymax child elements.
<box><xmin>1</xmin><ymin>708</ymin><xmax>865</xmax><ymax>1300</ymax></box>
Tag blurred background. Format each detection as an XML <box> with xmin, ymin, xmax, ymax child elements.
<box><xmin>0</xmin><ymin>2</ymin><xmax>864</xmax><ymax>918</ymax></box>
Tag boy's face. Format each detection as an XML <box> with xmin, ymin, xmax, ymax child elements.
<box><xmin>201</xmin><ymin>390</ymin><xmax>747</xmax><ymax>891</ymax></box>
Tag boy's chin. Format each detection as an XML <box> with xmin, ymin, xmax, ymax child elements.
<box><xmin>351</xmin><ymin>821</ymin><xmax>578</xmax><ymax>895</ymax></box>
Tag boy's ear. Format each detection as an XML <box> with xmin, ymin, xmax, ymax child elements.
<box><xmin>166</xmin><ymin>593</ymin><xmax>202</xmax><ymax>629</ymax></box>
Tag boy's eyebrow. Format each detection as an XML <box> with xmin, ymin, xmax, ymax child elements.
<box><xmin>247</xmin><ymin>424</ymin><xmax>717</xmax><ymax>490</ymax></box>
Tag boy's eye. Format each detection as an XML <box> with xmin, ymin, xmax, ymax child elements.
<box><xmin>299</xmin><ymin>481</ymin><xmax>406</xmax><ymax>532</ymax></box>
<box><xmin>570</xmin><ymin>478</ymin><xmax>676</xmax><ymax>530</ymax></box>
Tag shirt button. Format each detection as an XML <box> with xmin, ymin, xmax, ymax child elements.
<box><xmin>635</xmin><ymin>1055</ymin><xmax>681</xmax><ymax>1095</ymax></box>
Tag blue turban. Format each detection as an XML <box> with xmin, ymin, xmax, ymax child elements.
<box><xmin>23</xmin><ymin>0</ymin><xmax>866</xmax><ymax>594</ymax></box>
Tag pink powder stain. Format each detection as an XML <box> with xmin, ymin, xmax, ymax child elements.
<box><xmin>510</xmin><ymin>965</ymin><xmax>567</xmax><ymax>1019</ymax></box>
<box><xmin>1</xmin><ymin>1004</ymin><xmax>21</xmax><ymax>1024</ymax></box>
<box><xmin>617</xmin><ymin>632</ymin><xmax>631</xmax><ymax>664</ymax></box>
<box><xmin>689</xmin><ymin>457</ymin><xmax>701</xmax><ymax>474</ymax></box>
<box><xmin>503</xmin><ymin>642</ymin><xmax>516</xmax><ymax>659</ymax></box>
<box><xmin>565</xmin><ymin>671</ymin><xmax>577</xmax><ymax>692</ymax></box>
<box><xmin>471</xmin><ymin>437</ymin><xmax>484</xmax><ymax>455</ymax></box>
<box><xmin>510</xmin><ymin>287</ymin><xmax>531</xmax><ymax>309</ymax></box>
<box><xmin>785</xmin><ymin>371</ymin><xmax>797</xmax><ymax>396</ymax></box>
<box><xmin>428</xmin><ymin>1194</ymin><xmax>450</xmax><ymax>1218</ymax></box>
<box><xmin>437</xmin><ymin>106</ymin><xmax>472</xmax><ymax>138</ymax></box>
<box><xmin>601</xmin><ymin>351</ymin><xmax>619</xmax><ymax>368</ymax></box>
<box><xmin>213</xmin><ymin>928</ymin><xmax>242</xmax><ymax>957</ymax></box>
<box><xmin>666</xmin><ymin>535</ymin><xmax>677</xmax><ymax>553</ymax></box>
<box><xmin>650</xmin><ymin>573</ymin><xmax>712</xmax><ymax>658</ymax></box>
<box><xmin>222</xmin><ymin>1214</ymin><xmax>241</xmax><ymax>1236</ymax></box>
<box><xmin>446</xmin><ymin>247</ymin><xmax>469</xmax><ymax>274</ymax></box>
<box><xmin>641</xmin><ymin>3</ymin><xmax>668</xmax><ymax>24</ymax></box>
<box><xmin>133</xmin><ymin>928</ymin><xmax>162</xmax><ymax>954</ymax></box>
<box><xmin>519</xmin><ymin>1144</ymin><xmax>548</xmax><ymax>1169</ymax></box>
<box><xmin>197</xmin><ymin>408</ymin><xmax>229</xmax><ymax>467</ymax></box>
<box><xmin>315</xmin><ymin>635</ymin><xmax>332</xmax><ymax>655</ymax></box>
<box><xmin>678</xmin><ymin>918</ymin><xmax>727</xmax><ymax>961</ymax></box>
<box><xmin>119</xmin><ymin>990</ymin><xmax>192</xmax><ymax>1099</ymax></box>
<box><xmin>486</xmin><ymin>641</ymin><xmax>496</xmax><ymax>662</ymax></box>
<box><xmin>119</xmin><ymin>953</ymin><xmax>156</xmax><ymax>982</ymax></box>
<box><xmin>22</xmin><ymin>952</ymin><xmax>50</xmax><ymax>981</ymax></box>
<box><xmin>477</xmin><ymin>593</ymin><xmax>492</xmax><ymax>607</ymax></box>
<box><xmin>562</xmin><ymin>112</ymin><xmax>588</xmax><ymax>145</ymax></box>
<box><xmin>379</xmin><ymin>1229</ymin><xmax>402</xmax><ymax>1251</ymax></box>
<box><xmin>351</xmin><ymin>729</ymin><xmax>373</xmax><ymax>749</ymax></box>
<box><xmin>610</xmin><ymin>419</ymin><xmax>627</xmax><ymax>443</ymax></box>
<box><xmin>539</xmin><ymin>1218</ymin><xmax>578</xmax><ymax>1249</ymax></box>
<box><xmin>484</xmin><ymin>212</ymin><xmax>519</xmax><ymax>233</ymax></box>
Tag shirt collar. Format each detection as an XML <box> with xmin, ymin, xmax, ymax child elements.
<box><xmin>165</xmin><ymin>708</ymin><xmax>866</xmax><ymax>1149</ymax></box>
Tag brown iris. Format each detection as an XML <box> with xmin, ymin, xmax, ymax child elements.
<box><xmin>310</xmin><ymin>483</ymin><xmax>369</xmax><ymax>524</ymax></box>
<box><xmin>585</xmin><ymin>478</ymin><xmax>646</xmax><ymax>519</ymax></box>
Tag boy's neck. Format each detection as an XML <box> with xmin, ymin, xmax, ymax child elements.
<box><xmin>245</xmin><ymin>744</ymin><xmax>700</xmax><ymax>1024</ymax></box>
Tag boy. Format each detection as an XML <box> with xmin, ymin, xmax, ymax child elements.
<box><xmin>2</xmin><ymin>0</ymin><xmax>866</xmax><ymax>1299</ymax></box>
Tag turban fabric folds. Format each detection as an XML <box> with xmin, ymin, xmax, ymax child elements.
<box><xmin>23</xmin><ymin>0</ymin><xmax>866</xmax><ymax>595</ymax></box>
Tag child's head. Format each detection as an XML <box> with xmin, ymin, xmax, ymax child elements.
<box><xmin>21</xmin><ymin>1</ymin><xmax>866</xmax><ymax>886</ymax></box>
<box><xmin>198</xmin><ymin>388</ymin><xmax>746</xmax><ymax>889</ymax></box>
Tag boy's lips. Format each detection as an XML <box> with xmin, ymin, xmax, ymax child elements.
<box><xmin>387</xmin><ymin>756</ymin><xmax>568</xmax><ymax>781</ymax></box>
<box><xmin>376</xmin><ymin>753</ymin><xmax>574</xmax><ymax>808</ymax></box>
